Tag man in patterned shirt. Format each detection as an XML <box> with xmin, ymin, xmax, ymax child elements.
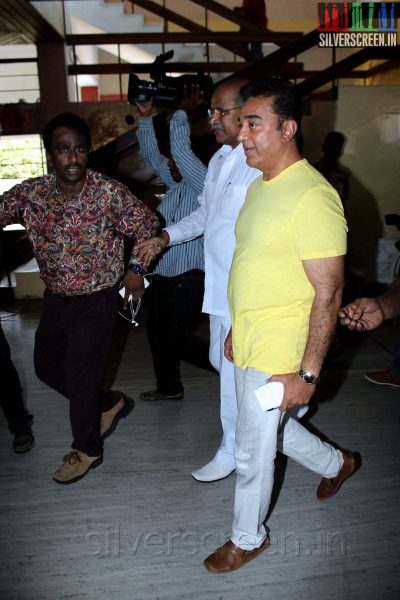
<box><xmin>0</xmin><ymin>112</ymin><xmax>159</xmax><ymax>484</ymax></box>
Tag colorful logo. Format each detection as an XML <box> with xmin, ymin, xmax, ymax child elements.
<box><xmin>318</xmin><ymin>2</ymin><xmax>399</xmax><ymax>46</ymax></box>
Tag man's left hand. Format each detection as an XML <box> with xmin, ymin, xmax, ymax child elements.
<box><xmin>122</xmin><ymin>270</ymin><xmax>145</xmax><ymax>309</ymax></box>
<box><xmin>178</xmin><ymin>84</ymin><xmax>204</xmax><ymax>114</ymax></box>
<box><xmin>268</xmin><ymin>372</ymin><xmax>316</xmax><ymax>412</ymax></box>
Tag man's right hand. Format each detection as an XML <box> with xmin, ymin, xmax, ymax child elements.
<box><xmin>134</xmin><ymin>232</ymin><xmax>169</xmax><ymax>268</ymax></box>
<box><xmin>338</xmin><ymin>297</ymin><xmax>384</xmax><ymax>332</ymax></box>
<box><xmin>134</xmin><ymin>98</ymin><xmax>153</xmax><ymax>118</ymax></box>
<box><xmin>224</xmin><ymin>328</ymin><xmax>234</xmax><ymax>363</ymax></box>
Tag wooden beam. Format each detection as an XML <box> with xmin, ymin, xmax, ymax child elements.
<box><xmin>68</xmin><ymin>62</ymin><xmax>304</xmax><ymax>77</ymax></box>
<box><xmin>124</xmin><ymin>0</ymin><xmax>248</xmax><ymax>59</ymax></box>
<box><xmin>131</xmin><ymin>0</ymin><xmax>264</xmax><ymax>32</ymax></box>
<box><xmin>297</xmin><ymin>46</ymin><xmax>399</xmax><ymax>95</ymax></box>
<box><xmin>224</xmin><ymin>29</ymin><xmax>320</xmax><ymax>80</ymax></box>
<box><xmin>66</xmin><ymin>31</ymin><xmax>301</xmax><ymax>46</ymax></box>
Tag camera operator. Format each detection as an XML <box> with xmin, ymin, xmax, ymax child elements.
<box><xmin>134</xmin><ymin>85</ymin><xmax>208</xmax><ymax>402</ymax></box>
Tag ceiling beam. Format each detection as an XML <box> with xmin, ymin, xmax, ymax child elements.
<box><xmin>297</xmin><ymin>46</ymin><xmax>399</xmax><ymax>95</ymax></box>
<box><xmin>0</xmin><ymin>0</ymin><xmax>63</xmax><ymax>44</ymax></box>
<box><xmin>68</xmin><ymin>61</ymin><xmax>304</xmax><ymax>76</ymax></box>
<box><xmin>66</xmin><ymin>31</ymin><xmax>301</xmax><ymax>46</ymax></box>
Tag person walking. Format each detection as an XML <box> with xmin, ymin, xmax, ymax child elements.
<box><xmin>0</xmin><ymin>112</ymin><xmax>159</xmax><ymax>484</ymax></box>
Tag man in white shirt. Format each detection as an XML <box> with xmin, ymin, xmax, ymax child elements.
<box><xmin>136</xmin><ymin>78</ymin><xmax>260</xmax><ymax>482</ymax></box>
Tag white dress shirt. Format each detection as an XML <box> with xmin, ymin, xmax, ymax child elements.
<box><xmin>166</xmin><ymin>143</ymin><xmax>260</xmax><ymax>317</ymax></box>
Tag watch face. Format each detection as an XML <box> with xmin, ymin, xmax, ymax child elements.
<box><xmin>299</xmin><ymin>369</ymin><xmax>319</xmax><ymax>385</ymax></box>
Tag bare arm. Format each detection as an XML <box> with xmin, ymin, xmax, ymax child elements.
<box><xmin>378</xmin><ymin>276</ymin><xmax>400</xmax><ymax>320</ymax></box>
<box><xmin>134</xmin><ymin>230</ymin><xmax>170</xmax><ymax>268</ymax></box>
<box><xmin>338</xmin><ymin>297</ymin><xmax>384</xmax><ymax>331</ymax></box>
<box><xmin>270</xmin><ymin>255</ymin><xmax>345</xmax><ymax>411</ymax></box>
<box><xmin>339</xmin><ymin>276</ymin><xmax>400</xmax><ymax>331</ymax></box>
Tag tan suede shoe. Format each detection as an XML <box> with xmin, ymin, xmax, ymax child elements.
<box><xmin>52</xmin><ymin>450</ymin><xmax>102</xmax><ymax>485</ymax></box>
<box><xmin>100</xmin><ymin>395</ymin><xmax>132</xmax><ymax>438</ymax></box>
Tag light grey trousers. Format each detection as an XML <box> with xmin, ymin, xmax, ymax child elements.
<box><xmin>231</xmin><ymin>366</ymin><xmax>343</xmax><ymax>550</ymax></box>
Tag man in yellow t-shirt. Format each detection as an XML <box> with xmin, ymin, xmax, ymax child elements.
<box><xmin>204</xmin><ymin>78</ymin><xmax>359</xmax><ymax>574</ymax></box>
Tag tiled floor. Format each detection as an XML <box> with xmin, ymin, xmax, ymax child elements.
<box><xmin>0</xmin><ymin>300</ymin><xmax>399</xmax><ymax>600</ymax></box>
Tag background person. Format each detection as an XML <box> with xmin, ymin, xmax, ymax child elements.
<box><xmin>314</xmin><ymin>131</ymin><xmax>349</xmax><ymax>212</ymax></box>
<box><xmin>134</xmin><ymin>86</ymin><xmax>208</xmax><ymax>401</ymax></box>
<box><xmin>0</xmin><ymin>112</ymin><xmax>159</xmax><ymax>484</ymax></box>
<box><xmin>234</xmin><ymin>0</ymin><xmax>268</xmax><ymax>60</ymax></box>
<box><xmin>339</xmin><ymin>276</ymin><xmax>400</xmax><ymax>387</ymax></box>
<box><xmin>0</xmin><ymin>320</ymin><xmax>34</xmax><ymax>453</ymax></box>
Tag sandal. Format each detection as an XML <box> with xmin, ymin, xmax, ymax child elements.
<box><xmin>13</xmin><ymin>428</ymin><xmax>35</xmax><ymax>454</ymax></box>
<box><xmin>139</xmin><ymin>389</ymin><xmax>184</xmax><ymax>401</ymax></box>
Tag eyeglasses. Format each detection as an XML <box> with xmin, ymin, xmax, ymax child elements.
<box><xmin>207</xmin><ymin>106</ymin><xmax>241</xmax><ymax>119</ymax></box>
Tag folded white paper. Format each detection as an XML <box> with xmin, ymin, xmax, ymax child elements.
<box><xmin>119</xmin><ymin>277</ymin><xmax>150</xmax><ymax>300</ymax></box>
<box><xmin>255</xmin><ymin>381</ymin><xmax>284</xmax><ymax>411</ymax></box>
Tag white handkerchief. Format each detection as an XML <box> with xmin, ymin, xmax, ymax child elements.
<box><xmin>255</xmin><ymin>381</ymin><xmax>284</xmax><ymax>411</ymax></box>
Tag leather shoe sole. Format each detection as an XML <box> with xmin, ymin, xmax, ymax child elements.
<box><xmin>139</xmin><ymin>389</ymin><xmax>184</xmax><ymax>401</ymax></box>
<box><xmin>317</xmin><ymin>449</ymin><xmax>360</xmax><ymax>500</ymax></box>
<box><xmin>204</xmin><ymin>535</ymin><xmax>270</xmax><ymax>574</ymax></box>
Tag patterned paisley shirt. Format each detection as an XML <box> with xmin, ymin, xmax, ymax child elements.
<box><xmin>0</xmin><ymin>169</ymin><xmax>159</xmax><ymax>296</ymax></box>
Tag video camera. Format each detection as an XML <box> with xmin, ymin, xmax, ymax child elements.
<box><xmin>128</xmin><ymin>50</ymin><xmax>213</xmax><ymax>108</ymax></box>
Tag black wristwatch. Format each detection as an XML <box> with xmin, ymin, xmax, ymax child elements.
<box><xmin>298</xmin><ymin>368</ymin><xmax>320</xmax><ymax>385</ymax></box>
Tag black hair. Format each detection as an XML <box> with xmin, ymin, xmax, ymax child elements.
<box><xmin>240</xmin><ymin>78</ymin><xmax>302</xmax><ymax>142</ymax></box>
<box><xmin>42</xmin><ymin>112</ymin><xmax>91</xmax><ymax>152</ymax></box>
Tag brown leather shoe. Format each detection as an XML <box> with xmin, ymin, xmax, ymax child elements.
<box><xmin>364</xmin><ymin>369</ymin><xmax>400</xmax><ymax>388</ymax></box>
<box><xmin>204</xmin><ymin>534</ymin><xmax>270</xmax><ymax>574</ymax></box>
<box><xmin>317</xmin><ymin>450</ymin><xmax>358</xmax><ymax>500</ymax></box>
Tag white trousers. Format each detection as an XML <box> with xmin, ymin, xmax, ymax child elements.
<box><xmin>208</xmin><ymin>314</ymin><xmax>237</xmax><ymax>469</ymax></box>
<box><xmin>232</xmin><ymin>366</ymin><xmax>343</xmax><ymax>550</ymax></box>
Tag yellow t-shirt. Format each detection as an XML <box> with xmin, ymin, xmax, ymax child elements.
<box><xmin>228</xmin><ymin>159</ymin><xmax>347</xmax><ymax>374</ymax></box>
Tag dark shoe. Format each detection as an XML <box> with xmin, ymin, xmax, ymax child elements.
<box><xmin>139</xmin><ymin>389</ymin><xmax>184</xmax><ymax>401</ymax></box>
<box><xmin>317</xmin><ymin>450</ymin><xmax>359</xmax><ymax>500</ymax></box>
<box><xmin>364</xmin><ymin>369</ymin><xmax>400</xmax><ymax>388</ymax></box>
<box><xmin>13</xmin><ymin>428</ymin><xmax>35</xmax><ymax>454</ymax></box>
<box><xmin>100</xmin><ymin>394</ymin><xmax>133</xmax><ymax>438</ymax></box>
<box><xmin>204</xmin><ymin>534</ymin><xmax>270</xmax><ymax>574</ymax></box>
<box><xmin>52</xmin><ymin>450</ymin><xmax>102</xmax><ymax>485</ymax></box>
